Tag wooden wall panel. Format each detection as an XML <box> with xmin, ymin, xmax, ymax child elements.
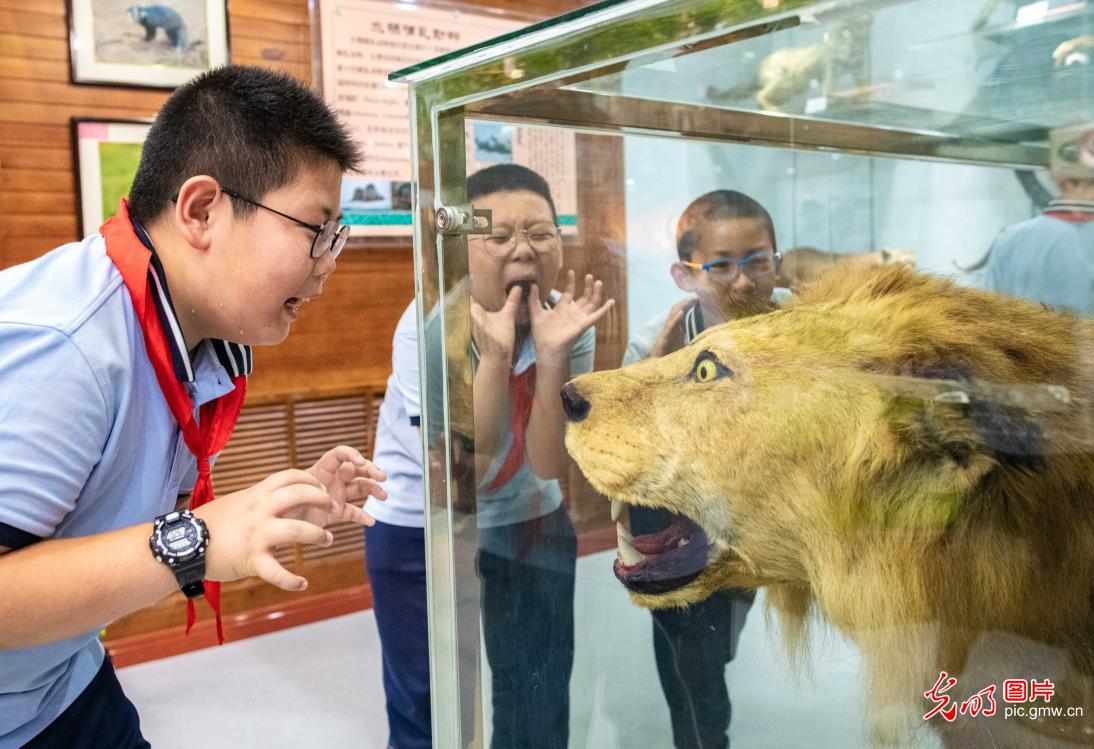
<box><xmin>1</xmin><ymin>0</ymin><xmax>604</xmax><ymax>392</ymax></box>
<box><xmin>2</xmin><ymin>0</ymin><xmax>616</xmax><ymax>641</ymax></box>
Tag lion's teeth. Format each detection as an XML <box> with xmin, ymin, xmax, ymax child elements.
<box><xmin>616</xmin><ymin>521</ymin><xmax>633</xmax><ymax>542</ymax></box>
<box><xmin>610</xmin><ymin>499</ymin><xmax>622</xmax><ymax>522</ymax></box>
<box><xmin>617</xmin><ymin>523</ymin><xmax>645</xmax><ymax>566</ymax></box>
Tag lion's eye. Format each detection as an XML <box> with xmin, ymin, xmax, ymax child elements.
<box><xmin>695</xmin><ymin>360</ymin><xmax>718</xmax><ymax>382</ymax></box>
<box><xmin>691</xmin><ymin>352</ymin><xmax>732</xmax><ymax>383</ymax></box>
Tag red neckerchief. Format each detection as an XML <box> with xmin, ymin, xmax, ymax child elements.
<box><xmin>101</xmin><ymin>199</ymin><xmax>246</xmax><ymax>644</ymax></box>
<box><xmin>487</xmin><ymin>364</ymin><xmax>536</xmax><ymax>492</ymax></box>
<box><xmin>1044</xmin><ymin>211</ymin><xmax>1094</xmax><ymax>223</ymax></box>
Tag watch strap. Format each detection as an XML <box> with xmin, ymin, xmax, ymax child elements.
<box><xmin>173</xmin><ymin>556</ymin><xmax>207</xmax><ymax>599</ymax></box>
<box><xmin>180</xmin><ymin>579</ymin><xmax>206</xmax><ymax>599</ymax></box>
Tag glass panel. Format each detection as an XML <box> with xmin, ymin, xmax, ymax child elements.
<box><xmin>388</xmin><ymin>0</ymin><xmax>631</xmax><ymax>80</ymax></box>
<box><xmin>390</xmin><ymin>0</ymin><xmax>819</xmax><ymax>86</ymax></box>
<box><xmin>410</xmin><ymin>0</ymin><xmax>1093</xmax><ymax>747</ymax></box>
<box><xmin>566</xmin><ymin>0</ymin><xmax>1094</xmax><ymax>140</ymax></box>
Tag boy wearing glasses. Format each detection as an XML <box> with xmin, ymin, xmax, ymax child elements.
<box><xmin>622</xmin><ymin>189</ymin><xmax>788</xmax><ymax>749</ymax></box>
<box><xmin>373</xmin><ymin>164</ymin><xmax>612</xmax><ymax>749</ymax></box>
<box><xmin>463</xmin><ymin>164</ymin><xmax>612</xmax><ymax>749</ymax></box>
<box><xmin>0</xmin><ymin>65</ymin><xmax>387</xmax><ymax>748</ymax></box>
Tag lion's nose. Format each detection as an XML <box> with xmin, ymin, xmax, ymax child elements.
<box><xmin>560</xmin><ymin>383</ymin><xmax>590</xmax><ymax>422</ymax></box>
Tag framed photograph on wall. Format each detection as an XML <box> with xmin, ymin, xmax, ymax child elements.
<box><xmin>68</xmin><ymin>0</ymin><xmax>229</xmax><ymax>88</ymax></box>
<box><xmin>73</xmin><ymin>118</ymin><xmax>153</xmax><ymax>237</ymax></box>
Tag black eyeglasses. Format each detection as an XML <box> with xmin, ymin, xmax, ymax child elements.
<box><xmin>220</xmin><ymin>188</ymin><xmax>350</xmax><ymax>260</ymax></box>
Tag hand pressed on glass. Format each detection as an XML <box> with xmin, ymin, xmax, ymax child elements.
<box><xmin>528</xmin><ymin>269</ymin><xmax>614</xmax><ymax>365</ymax></box>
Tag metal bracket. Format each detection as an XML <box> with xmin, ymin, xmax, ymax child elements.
<box><xmin>435</xmin><ymin>204</ymin><xmax>492</xmax><ymax>236</ymax></box>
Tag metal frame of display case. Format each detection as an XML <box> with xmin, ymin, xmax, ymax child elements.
<box><xmin>392</xmin><ymin>0</ymin><xmax>1065</xmax><ymax>744</ymax></box>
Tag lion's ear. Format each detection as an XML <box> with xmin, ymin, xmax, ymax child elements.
<box><xmin>885</xmin><ymin>386</ymin><xmax>1048</xmax><ymax>483</ymax></box>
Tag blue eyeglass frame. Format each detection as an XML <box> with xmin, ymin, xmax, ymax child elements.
<box><xmin>681</xmin><ymin>250</ymin><xmax>782</xmax><ymax>277</ymax></box>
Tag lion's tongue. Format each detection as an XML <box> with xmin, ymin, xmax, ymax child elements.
<box><xmin>614</xmin><ymin>515</ymin><xmax>710</xmax><ymax>593</ymax></box>
<box><xmin>632</xmin><ymin>518</ymin><xmax>694</xmax><ymax>555</ymax></box>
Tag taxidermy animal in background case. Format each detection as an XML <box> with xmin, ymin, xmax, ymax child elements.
<box><xmin>775</xmin><ymin>246</ymin><xmax>915</xmax><ymax>292</ymax></box>
<box><xmin>707</xmin><ymin>14</ymin><xmax>874</xmax><ymax>113</ymax></box>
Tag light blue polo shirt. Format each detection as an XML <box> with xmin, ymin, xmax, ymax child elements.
<box><xmin>0</xmin><ymin>232</ymin><xmax>246</xmax><ymax>747</ymax></box>
<box><xmin>982</xmin><ymin>202</ymin><xmax>1094</xmax><ymax>316</ymax></box>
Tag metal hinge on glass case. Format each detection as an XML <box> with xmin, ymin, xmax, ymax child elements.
<box><xmin>435</xmin><ymin>204</ymin><xmax>492</xmax><ymax>236</ymax></box>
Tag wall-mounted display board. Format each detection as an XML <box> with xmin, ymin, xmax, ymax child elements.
<box><xmin>317</xmin><ymin>0</ymin><xmax>577</xmax><ymax>237</ymax></box>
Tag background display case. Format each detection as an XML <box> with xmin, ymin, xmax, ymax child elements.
<box><xmin>393</xmin><ymin>0</ymin><xmax>1092</xmax><ymax>746</ymax></box>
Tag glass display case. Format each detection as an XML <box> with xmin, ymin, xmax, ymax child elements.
<box><xmin>391</xmin><ymin>0</ymin><xmax>1092</xmax><ymax>746</ymax></box>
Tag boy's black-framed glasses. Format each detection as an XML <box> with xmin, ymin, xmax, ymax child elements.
<box><xmin>220</xmin><ymin>188</ymin><xmax>350</xmax><ymax>260</ymax></box>
<box><xmin>475</xmin><ymin>224</ymin><xmax>561</xmax><ymax>256</ymax></box>
<box><xmin>682</xmin><ymin>250</ymin><xmax>781</xmax><ymax>284</ymax></box>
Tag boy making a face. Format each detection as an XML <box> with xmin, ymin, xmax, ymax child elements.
<box><xmin>0</xmin><ymin>65</ymin><xmax>387</xmax><ymax>747</ymax></box>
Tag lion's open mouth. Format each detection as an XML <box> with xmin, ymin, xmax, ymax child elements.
<box><xmin>612</xmin><ymin>500</ymin><xmax>711</xmax><ymax>594</ymax></box>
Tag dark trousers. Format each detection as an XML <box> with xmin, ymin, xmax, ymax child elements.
<box><xmin>631</xmin><ymin>506</ymin><xmax>754</xmax><ymax>749</ymax></box>
<box><xmin>365</xmin><ymin>520</ymin><xmax>432</xmax><ymax>749</ymax></box>
<box><xmin>478</xmin><ymin>506</ymin><xmax>577</xmax><ymax>749</ymax></box>
<box><xmin>24</xmin><ymin>654</ymin><xmax>150</xmax><ymax>748</ymax></box>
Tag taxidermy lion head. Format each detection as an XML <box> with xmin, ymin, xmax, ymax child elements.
<box><xmin>564</xmin><ymin>266</ymin><xmax>1093</xmax><ymax>746</ymax></box>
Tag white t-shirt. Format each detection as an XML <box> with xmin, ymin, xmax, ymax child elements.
<box><xmin>366</xmin><ymin>301</ymin><xmax>426</xmax><ymax>528</ymax></box>
<box><xmin>369</xmin><ymin>296</ymin><xmax>597</xmax><ymax>529</ymax></box>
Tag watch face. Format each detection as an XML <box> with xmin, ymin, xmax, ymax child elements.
<box><xmin>158</xmin><ymin>518</ymin><xmax>202</xmax><ymax>558</ymax></box>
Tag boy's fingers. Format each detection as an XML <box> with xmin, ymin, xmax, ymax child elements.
<box><xmin>342</xmin><ymin>503</ymin><xmax>377</xmax><ymax>526</ymax></box>
<box><xmin>587</xmin><ymin>298</ymin><xmax>615</xmax><ymax>325</ymax></box>
<box><xmin>335</xmin><ymin>461</ymin><xmax>359</xmax><ymax>483</ymax></box>
<box><xmin>342</xmin><ymin>460</ymin><xmax>387</xmax><ymax>482</ymax></box>
<box><xmin>362</xmin><ymin>461</ymin><xmax>387</xmax><ymax>482</ymax></box>
<box><xmin>586</xmin><ymin>278</ymin><xmax>604</xmax><ymax>309</ymax></box>
<box><xmin>270</xmin><ymin>483</ymin><xmax>333</xmax><ymax>517</ymax></box>
<box><xmin>558</xmin><ymin>269</ymin><xmax>575</xmax><ymax>304</ymax></box>
<box><xmin>253</xmin><ymin>554</ymin><xmax>308</xmax><ymax>592</ymax></box>
<box><xmin>326</xmin><ymin>445</ymin><xmax>366</xmax><ymax>466</ymax></box>
<box><xmin>501</xmin><ymin>285</ymin><xmax>523</xmax><ymax>319</ymax></box>
<box><xmin>265</xmin><ymin>468</ymin><xmax>324</xmax><ymax>491</ymax></box>
<box><xmin>346</xmin><ymin>477</ymin><xmax>388</xmax><ymax>500</ymax></box>
<box><xmin>581</xmin><ymin>273</ymin><xmax>596</xmax><ymax>300</ymax></box>
<box><xmin>265</xmin><ymin>519</ymin><xmax>332</xmax><ymax>549</ymax></box>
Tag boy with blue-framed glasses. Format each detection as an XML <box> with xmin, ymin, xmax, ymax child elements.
<box><xmin>622</xmin><ymin>189</ymin><xmax>790</xmax><ymax>749</ymax></box>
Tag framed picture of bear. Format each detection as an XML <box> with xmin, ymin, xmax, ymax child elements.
<box><xmin>72</xmin><ymin>118</ymin><xmax>153</xmax><ymax>237</ymax></box>
<box><xmin>68</xmin><ymin>0</ymin><xmax>229</xmax><ymax>88</ymax></box>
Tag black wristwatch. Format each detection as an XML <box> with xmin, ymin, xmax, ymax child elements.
<box><xmin>149</xmin><ymin>510</ymin><xmax>209</xmax><ymax>599</ymax></box>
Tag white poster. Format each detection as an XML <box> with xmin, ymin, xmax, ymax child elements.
<box><xmin>320</xmin><ymin>0</ymin><xmax>577</xmax><ymax>236</ymax></box>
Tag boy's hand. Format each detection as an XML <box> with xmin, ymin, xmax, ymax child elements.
<box><xmin>197</xmin><ymin>469</ymin><xmax>339</xmax><ymax>591</ymax></box>
<box><xmin>528</xmin><ymin>270</ymin><xmax>614</xmax><ymax>365</ymax></box>
<box><xmin>471</xmin><ymin>285</ymin><xmax>522</xmax><ymax>362</ymax></box>
<box><xmin>651</xmin><ymin>297</ymin><xmax>695</xmax><ymax>358</ymax></box>
<box><xmin>299</xmin><ymin>445</ymin><xmax>388</xmax><ymax>527</ymax></box>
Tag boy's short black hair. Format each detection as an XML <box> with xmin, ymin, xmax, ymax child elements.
<box><xmin>128</xmin><ymin>65</ymin><xmax>361</xmax><ymax>225</ymax></box>
<box><xmin>676</xmin><ymin>189</ymin><xmax>777</xmax><ymax>261</ymax></box>
<box><xmin>467</xmin><ymin>164</ymin><xmax>558</xmax><ymax>222</ymax></box>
